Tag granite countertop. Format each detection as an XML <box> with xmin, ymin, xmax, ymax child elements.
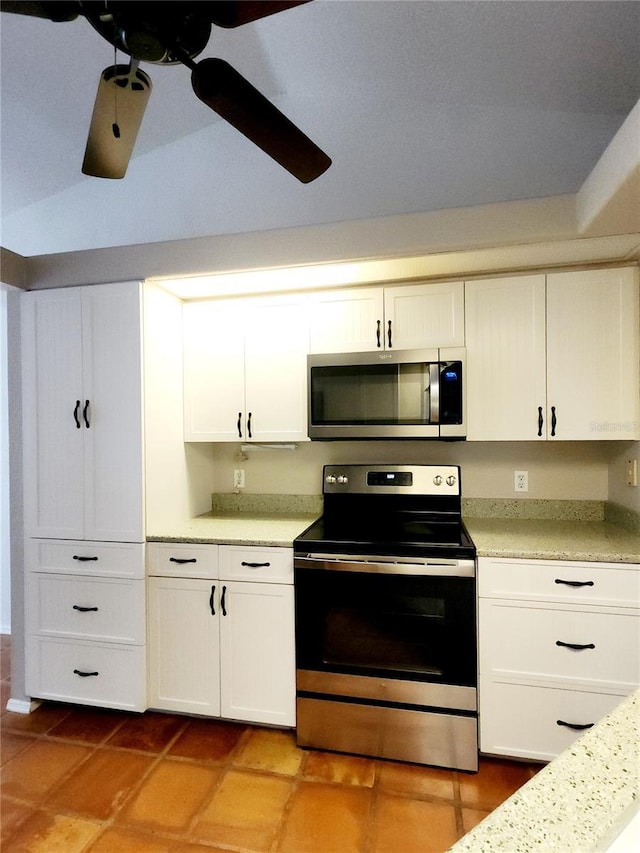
<box><xmin>448</xmin><ymin>689</ymin><xmax>640</xmax><ymax>853</ymax></box>
<box><xmin>147</xmin><ymin>510</ymin><xmax>318</xmax><ymax>548</ymax></box>
<box><xmin>466</xmin><ymin>518</ymin><xmax>640</xmax><ymax>564</ymax></box>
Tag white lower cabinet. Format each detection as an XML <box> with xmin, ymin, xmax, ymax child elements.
<box><xmin>147</xmin><ymin>543</ymin><xmax>296</xmax><ymax>727</ymax></box>
<box><xmin>478</xmin><ymin>557</ymin><xmax>640</xmax><ymax>761</ymax></box>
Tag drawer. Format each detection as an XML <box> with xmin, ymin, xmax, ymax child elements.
<box><xmin>147</xmin><ymin>542</ymin><xmax>218</xmax><ymax>578</ymax></box>
<box><xmin>26</xmin><ymin>636</ymin><xmax>146</xmax><ymax>712</ymax></box>
<box><xmin>219</xmin><ymin>545</ymin><xmax>293</xmax><ymax>583</ymax></box>
<box><xmin>27</xmin><ymin>539</ymin><xmax>145</xmax><ymax>579</ymax></box>
<box><xmin>480</xmin><ymin>600</ymin><xmax>640</xmax><ymax>691</ymax></box>
<box><xmin>478</xmin><ymin>557</ymin><xmax>640</xmax><ymax>608</ymax></box>
<box><xmin>479</xmin><ymin>677</ymin><xmax>626</xmax><ymax>761</ymax></box>
<box><xmin>27</xmin><ymin>574</ymin><xmax>145</xmax><ymax>644</ymax></box>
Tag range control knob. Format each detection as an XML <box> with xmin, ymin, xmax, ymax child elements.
<box><xmin>433</xmin><ymin>475</ymin><xmax>443</xmax><ymax>486</ymax></box>
<box><xmin>325</xmin><ymin>474</ymin><xmax>337</xmax><ymax>484</ymax></box>
<box><xmin>337</xmin><ymin>474</ymin><xmax>349</xmax><ymax>484</ymax></box>
<box><xmin>446</xmin><ymin>475</ymin><xmax>457</xmax><ymax>486</ymax></box>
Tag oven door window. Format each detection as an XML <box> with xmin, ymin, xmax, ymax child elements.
<box><xmin>295</xmin><ymin>569</ymin><xmax>476</xmax><ymax>687</ymax></box>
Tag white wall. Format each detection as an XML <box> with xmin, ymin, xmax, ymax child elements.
<box><xmin>0</xmin><ymin>287</ymin><xmax>10</xmax><ymax>633</ymax></box>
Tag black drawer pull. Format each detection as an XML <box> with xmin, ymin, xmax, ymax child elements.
<box><xmin>550</xmin><ymin>405</ymin><xmax>557</xmax><ymax>436</ymax></box>
<box><xmin>387</xmin><ymin>319</ymin><xmax>392</xmax><ymax>348</ymax></box>
<box><xmin>83</xmin><ymin>399</ymin><xmax>91</xmax><ymax>428</ymax></box>
<box><xmin>376</xmin><ymin>320</ymin><xmax>381</xmax><ymax>348</ymax></box>
<box><xmin>537</xmin><ymin>406</ymin><xmax>543</xmax><ymax>436</ymax></box>
<box><xmin>73</xmin><ymin>669</ymin><xmax>99</xmax><ymax>677</ymax></box>
<box><xmin>556</xmin><ymin>640</ymin><xmax>596</xmax><ymax>651</ymax></box>
<box><xmin>557</xmin><ymin>719</ymin><xmax>594</xmax><ymax>731</ymax></box>
<box><xmin>555</xmin><ymin>579</ymin><xmax>594</xmax><ymax>588</ymax></box>
<box><xmin>221</xmin><ymin>585</ymin><xmax>227</xmax><ymax>616</ymax></box>
<box><xmin>237</xmin><ymin>412</ymin><xmax>242</xmax><ymax>438</ymax></box>
<box><xmin>209</xmin><ymin>584</ymin><xmax>216</xmax><ymax>616</ymax></box>
<box><xmin>73</xmin><ymin>400</ymin><xmax>81</xmax><ymax>429</ymax></box>
<box><xmin>169</xmin><ymin>557</ymin><xmax>197</xmax><ymax>564</ymax></box>
<box><xmin>72</xmin><ymin>605</ymin><xmax>99</xmax><ymax>612</ymax></box>
<box><xmin>73</xmin><ymin>555</ymin><xmax>99</xmax><ymax>562</ymax></box>
<box><xmin>241</xmin><ymin>561</ymin><xmax>271</xmax><ymax>568</ymax></box>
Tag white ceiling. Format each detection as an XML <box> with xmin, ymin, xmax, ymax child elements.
<box><xmin>1</xmin><ymin>0</ymin><xmax>639</xmax><ymax>258</ymax></box>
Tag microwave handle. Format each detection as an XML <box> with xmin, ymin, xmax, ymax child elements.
<box><xmin>428</xmin><ymin>363</ymin><xmax>440</xmax><ymax>424</ymax></box>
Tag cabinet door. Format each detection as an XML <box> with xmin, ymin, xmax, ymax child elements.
<box><xmin>465</xmin><ymin>276</ymin><xmax>547</xmax><ymax>440</ymax></box>
<box><xmin>308</xmin><ymin>287</ymin><xmax>384</xmax><ymax>353</ymax></box>
<box><xmin>82</xmin><ymin>282</ymin><xmax>144</xmax><ymax>541</ymax></box>
<box><xmin>546</xmin><ymin>267</ymin><xmax>640</xmax><ymax>440</ymax></box>
<box><xmin>183</xmin><ymin>300</ymin><xmax>245</xmax><ymax>441</ymax></box>
<box><xmin>220</xmin><ymin>581</ymin><xmax>295</xmax><ymax>726</ymax></box>
<box><xmin>244</xmin><ymin>299</ymin><xmax>308</xmax><ymax>442</ymax></box>
<box><xmin>148</xmin><ymin>577</ymin><xmax>220</xmax><ymax>715</ymax></box>
<box><xmin>22</xmin><ymin>288</ymin><xmax>85</xmax><ymax>539</ymax></box>
<box><xmin>384</xmin><ymin>281</ymin><xmax>465</xmax><ymax>349</ymax></box>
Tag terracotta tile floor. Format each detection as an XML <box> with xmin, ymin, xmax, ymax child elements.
<box><xmin>0</xmin><ymin>634</ymin><xmax>539</xmax><ymax>852</ymax></box>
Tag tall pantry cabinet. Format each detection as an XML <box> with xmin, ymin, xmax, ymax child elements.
<box><xmin>21</xmin><ymin>282</ymin><xmax>147</xmax><ymax>711</ymax></box>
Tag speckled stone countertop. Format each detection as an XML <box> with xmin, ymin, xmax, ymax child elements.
<box><xmin>147</xmin><ymin>493</ymin><xmax>321</xmax><ymax>547</ymax></box>
<box><xmin>448</xmin><ymin>689</ymin><xmax>640</xmax><ymax>853</ymax></box>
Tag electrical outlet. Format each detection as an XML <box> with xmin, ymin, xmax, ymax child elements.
<box><xmin>233</xmin><ymin>469</ymin><xmax>245</xmax><ymax>489</ymax></box>
<box><xmin>514</xmin><ymin>470</ymin><xmax>528</xmax><ymax>492</ymax></box>
<box><xmin>627</xmin><ymin>459</ymin><xmax>638</xmax><ymax>487</ymax></box>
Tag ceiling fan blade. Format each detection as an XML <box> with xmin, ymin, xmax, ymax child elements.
<box><xmin>191</xmin><ymin>57</ymin><xmax>331</xmax><ymax>183</ymax></box>
<box><xmin>203</xmin><ymin>1</ymin><xmax>312</xmax><ymax>28</ymax></box>
<box><xmin>82</xmin><ymin>63</ymin><xmax>152</xmax><ymax>179</ymax></box>
<box><xmin>0</xmin><ymin>1</ymin><xmax>79</xmax><ymax>21</ymax></box>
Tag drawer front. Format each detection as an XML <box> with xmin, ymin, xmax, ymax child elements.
<box><xmin>147</xmin><ymin>542</ymin><xmax>218</xmax><ymax>578</ymax></box>
<box><xmin>26</xmin><ymin>636</ymin><xmax>146</xmax><ymax>711</ymax></box>
<box><xmin>478</xmin><ymin>557</ymin><xmax>640</xmax><ymax>608</ymax></box>
<box><xmin>27</xmin><ymin>539</ymin><xmax>145</xmax><ymax>579</ymax></box>
<box><xmin>28</xmin><ymin>574</ymin><xmax>145</xmax><ymax>644</ymax></box>
<box><xmin>480</xmin><ymin>600</ymin><xmax>640</xmax><ymax>691</ymax></box>
<box><xmin>219</xmin><ymin>546</ymin><xmax>293</xmax><ymax>583</ymax></box>
<box><xmin>479</xmin><ymin>677</ymin><xmax>626</xmax><ymax>761</ymax></box>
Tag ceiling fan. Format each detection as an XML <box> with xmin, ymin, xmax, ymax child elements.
<box><xmin>1</xmin><ymin>0</ymin><xmax>331</xmax><ymax>182</ymax></box>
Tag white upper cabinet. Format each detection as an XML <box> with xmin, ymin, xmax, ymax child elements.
<box><xmin>546</xmin><ymin>268</ymin><xmax>640</xmax><ymax>441</ymax></box>
<box><xmin>22</xmin><ymin>283</ymin><xmax>144</xmax><ymax>541</ymax></box>
<box><xmin>183</xmin><ymin>295</ymin><xmax>308</xmax><ymax>442</ymax></box>
<box><xmin>465</xmin><ymin>275</ymin><xmax>547</xmax><ymax>440</ymax></box>
<box><xmin>308</xmin><ymin>281</ymin><xmax>464</xmax><ymax>353</ymax></box>
<box><xmin>465</xmin><ymin>268</ymin><xmax>640</xmax><ymax>441</ymax></box>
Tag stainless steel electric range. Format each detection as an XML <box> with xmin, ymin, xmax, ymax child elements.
<box><xmin>293</xmin><ymin>464</ymin><xmax>478</xmax><ymax>772</ymax></box>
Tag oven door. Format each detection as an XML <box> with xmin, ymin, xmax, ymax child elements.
<box><xmin>294</xmin><ymin>556</ymin><xmax>477</xmax><ymax>709</ymax></box>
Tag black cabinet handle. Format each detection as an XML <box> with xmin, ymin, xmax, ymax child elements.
<box><xmin>537</xmin><ymin>406</ymin><xmax>543</xmax><ymax>437</ymax></box>
<box><xmin>169</xmin><ymin>557</ymin><xmax>197</xmax><ymax>564</ymax></box>
<box><xmin>555</xmin><ymin>579</ymin><xmax>594</xmax><ymax>588</ymax></box>
<box><xmin>387</xmin><ymin>319</ymin><xmax>392</xmax><ymax>348</ymax></box>
<box><xmin>551</xmin><ymin>405</ymin><xmax>557</xmax><ymax>436</ymax></box>
<box><xmin>221</xmin><ymin>585</ymin><xmax>227</xmax><ymax>616</ymax></box>
<box><xmin>237</xmin><ymin>413</ymin><xmax>242</xmax><ymax>438</ymax></box>
<box><xmin>209</xmin><ymin>584</ymin><xmax>216</xmax><ymax>615</ymax></box>
<box><xmin>73</xmin><ymin>400</ymin><xmax>81</xmax><ymax>429</ymax></box>
<box><xmin>376</xmin><ymin>320</ymin><xmax>381</xmax><ymax>348</ymax></box>
<box><xmin>247</xmin><ymin>412</ymin><xmax>252</xmax><ymax>439</ymax></box>
<box><xmin>556</xmin><ymin>640</ymin><xmax>595</xmax><ymax>651</ymax></box>
<box><xmin>241</xmin><ymin>561</ymin><xmax>271</xmax><ymax>568</ymax></box>
<box><xmin>73</xmin><ymin>555</ymin><xmax>99</xmax><ymax>562</ymax></box>
<box><xmin>73</xmin><ymin>669</ymin><xmax>99</xmax><ymax>677</ymax></box>
<box><xmin>72</xmin><ymin>605</ymin><xmax>99</xmax><ymax>612</ymax></box>
<box><xmin>83</xmin><ymin>399</ymin><xmax>90</xmax><ymax>428</ymax></box>
<box><xmin>557</xmin><ymin>720</ymin><xmax>594</xmax><ymax>731</ymax></box>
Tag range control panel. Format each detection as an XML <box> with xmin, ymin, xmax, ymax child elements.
<box><xmin>322</xmin><ymin>464</ymin><xmax>461</xmax><ymax>496</ymax></box>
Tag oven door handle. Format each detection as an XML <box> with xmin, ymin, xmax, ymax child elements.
<box><xmin>294</xmin><ymin>555</ymin><xmax>475</xmax><ymax>578</ymax></box>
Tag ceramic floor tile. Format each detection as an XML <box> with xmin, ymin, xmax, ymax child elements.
<box><xmin>47</xmin><ymin>706</ymin><xmax>129</xmax><ymax>744</ymax></box>
<box><xmin>44</xmin><ymin>747</ymin><xmax>154</xmax><ymax>820</ymax></box>
<box><xmin>371</xmin><ymin>792</ymin><xmax>459</xmax><ymax>853</ymax></box>
<box><xmin>0</xmin><ymin>740</ymin><xmax>91</xmax><ymax>804</ymax></box>
<box><xmin>168</xmin><ymin>718</ymin><xmax>246</xmax><ymax>763</ymax></box>
<box><xmin>303</xmin><ymin>750</ymin><xmax>376</xmax><ymax>787</ymax></box>
<box><xmin>1</xmin><ymin>646</ymin><xmax>10</xmax><ymax>679</ymax></box>
<box><xmin>192</xmin><ymin>768</ymin><xmax>292</xmax><ymax>851</ymax></box>
<box><xmin>117</xmin><ymin>757</ymin><xmax>222</xmax><ymax>832</ymax></box>
<box><xmin>1</xmin><ymin>797</ymin><xmax>36</xmax><ymax>844</ymax></box>
<box><xmin>1</xmin><ymin>809</ymin><xmax>103</xmax><ymax>853</ymax></box>
<box><xmin>1</xmin><ymin>732</ymin><xmax>36</xmax><ymax>767</ymax></box>
<box><xmin>107</xmin><ymin>711</ymin><xmax>188</xmax><ymax>753</ymax></box>
<box><xmin>85</xmin><ymin>826</ymin><xmax>182</xmax><ymax>853</ymax></box>
<box><xmin>461</xmin><ymin>805</ymin><xmax>491</xmax><ymax>834</ymax></box>
<box><xmin>232</xmin><ymin>727</ymin><xmax>304</xmax><ymax>776</ymax></box>
<box><xmin>278</xmin><ymin>780</ymin><xmax>372</xmax><ymax>853</ymax></box>
<box><xmin>458</xmin><ymin>757</ymin><xmax>534</xmax><ymax>809</ymax></box>
<box><xmin>376</xmin><ymin>761</ymin><xmax>456</xmax><ymax>800</ymax></box>
<box><xmin>1</xmin><ymin>704</ymin><xmax>72</xmax><ymax>736</ymax></box>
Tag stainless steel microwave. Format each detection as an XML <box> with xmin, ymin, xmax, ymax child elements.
<box><xmin>307</xmin><ymin>347</ymin><xmax>466</xmax><ymax>439</ymax></box>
